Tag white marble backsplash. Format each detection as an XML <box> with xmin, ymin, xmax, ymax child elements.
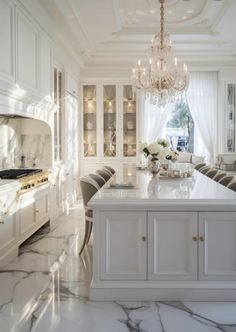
<box><xmin>0</xmin><ymin>116</ymin><xmax>52</xmax><ymax>169</ymax></box>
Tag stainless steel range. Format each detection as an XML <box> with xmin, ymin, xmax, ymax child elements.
<box><xmin>0</xmin><ymin>169</ymin><xmax>49</xmax><ymax>195</ymax></box>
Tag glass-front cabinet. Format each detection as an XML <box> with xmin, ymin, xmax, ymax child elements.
<box><xmin>103</xmin><ymin>85</ymin><xmax>116</xmax><ymax>157</ymax></box>
<box><xmin>123</xmin><ymin>85</ymin><xmax>136</xmax><ymax>157</ymax></box>
<box><xmin>83</xmin><ymin>85</ymin><xmax>97</xmax><ymax>157</ymax></box>
<box><xmin>81</xmin><ymin>84</ymin><xmax>138</xmax><ymax>163</ymax></box>
<box><xmin>226</xmin><ymin>83</ymin><xmax>236</xmax><ymax>152</ymax></box>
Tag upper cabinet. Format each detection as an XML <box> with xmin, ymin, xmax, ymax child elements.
<box><xmin>83</xmin><ymin>85</ymin><xmax>97</xmax><ymax>157</ymax></box>
<box><xmin>226</xmin><ymin>83</ymin><xmax>236</xmax><ymax>153</ymax></box>
<box><xmin>81</xmin><ymin>84</ymin><xmax>137</xmax><ymax>161</ymax></box>
<box><xmin>123</xmin><ymin>85</ymin><xmax>137</xmax><ymax>157</ymax></box>
<box><xmin>0</xmin><ymin>0</ymin><xmax>14</xmax><ymax>82</ymax></box>
<box><xmin>0</xmin><ymin>1</ymin><xmax>52</xmax><ymax>102</ymax></box>
<box><xmin>39</xmin><ymin>36</ymin><xmax>52</xmax><ymax>100</ymax></box>
<box><xmin>103</xmin><ymin>85</ymin><xmax>116</xmax><ymax>157</ymax></box>
<box><xmin>16</xmin><ymin>10</ymin><xmax>38</xmax><ymax>91</ymax></box>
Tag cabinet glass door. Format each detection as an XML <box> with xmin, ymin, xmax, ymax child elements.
<box><xmin>226</xmin><ymin>83</ymin><xmax>236</xmax><ymax>152</ymax></box>
<box><xmin>123</xmin><ymin>85</ymin><xmax>136</xmax><ymax>157</ymax></box>
<box><xmin>83</xmin><ymin>85</ymin><xmax>97</xmax><ymax>157</ymax></box>
<box><xmin>103</xmin><ymin>85</ymin><xmax>116</xmax><ymax>157</ymax></box>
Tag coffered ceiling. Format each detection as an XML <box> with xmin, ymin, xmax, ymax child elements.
<box><xmin>41</xmin><ymin>0</ymin><xmax>236</xmax><ymax>75</ymax></box>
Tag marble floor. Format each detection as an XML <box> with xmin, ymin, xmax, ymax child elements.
<box><xmin>0</xmin><ymin>202</ymin><xmax>236</xmax><ymax>332</ymax></box>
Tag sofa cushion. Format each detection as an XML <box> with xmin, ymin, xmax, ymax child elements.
<box><xmin>191</xmin><ymin>154</ymin><xmax>205</xmax><ymax>165</ymax></box>
<box><xmin>177</xmin><ymin>152</ymin><xmax>192</xmax><ymax>163</ymax></box>
<box><xmin>217</xmin><ymin>154</ymin><xmax>236</xmax><ymax>165</ymax></box>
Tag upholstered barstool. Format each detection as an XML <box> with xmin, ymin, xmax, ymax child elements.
<box><xmin>199</xmin><ymin>165</ymin><xmax>211</xmax><ymax>174</ymax></box>
<box><xmin>104</xmin><ymin>165</ymin><xmax>116</xmax><ymax>175</ymax></box>
<box><xmin>205</xmin><ymin>169</ymin><xmax>218</xmax><ymax>179</ymax></box>
<box><xmin>194</xmin><ymin>163</ymin><xmax>206</xmax><ymax>171</ymax></box>
<box><xmin>97</xmin><ymin>169</ymin><xmax>112</xmax><ymax>182</ymax></box>
<box><xmin>79</xmin><ymin>176</ymin><xmax>100</xmax><ymax>255</ymax></box>
<box><xmin>227</xmin><ymin>180</ymin><xmax>236</xmax><ymax>192</ymax></box>
<box><xmin>213</xmin><ymin>172</ymin><xmax>226</xmax><ymax>182</ymax></box>
<box><xmin>88</xmin><ymin>173</ymin><xmax>106</xmax><ymax>188</ymax></box>
<box><xmin>218</xmin><ymin>175</ymin><xmax>234</xmax><ymax>187</ymax></box>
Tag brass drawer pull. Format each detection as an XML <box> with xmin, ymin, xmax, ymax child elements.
<box><xmin>192</xmin><ymin>236</ymin><xmax>198</xmax><ymax>242</ymax></box>
<box><xmin>35</xmin><ymin>209</ymin><xmax>39</xmax><ymax>213</ymax></box>
<box><xmin>0</xmin><ymin>220</ymin><xmax>4</xmax><ymax>224</ymax></box>
<box><xmin>141</xmin><ymin>236</ymin><xmax>147</xmax><ymax>242</ymax></box>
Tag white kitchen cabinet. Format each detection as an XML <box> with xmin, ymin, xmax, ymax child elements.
<box><xmin>0</xmin><ymin>211</ymin><xmax>18</xmax><ymax>261</ymax></box>
<box><xmin>148</xmin><ymin>212</ymin><xmax>198</xmax><ymax>281</ymax></box>
<box><xmin>39</xmin><ymin>35</ymin><xmax>52</xmax><ymax>99</ymax></box>
<box><xmin>19</xmin><ymin>185</ymin><xmax>49</xmax><ymax>242</ymax></box>
<box><xmin>49</xmin><ymin>181</ymin><xmax>62</xmax><ymax>223</ymax></box>
<box><xmin>0</xmin><ymin>0</ymin><xmax>14</xmax><ymax>83</ymax></box>
<box><xmin>16</xmin><ymin>9</ymin><xmax>38</xmax><ymax>91</ymax></box>
<box><xmin>100</xmin><ymin>211</ymin><xmax>147</xmax><ymax>280</ymax></box>
<box><xmin>199</xmin><ymin>212</ymin><xmax>236</xmax><ymax>281</ymax></box>
<box><xmin>80</xmin><ymin>84</ymin><xmax>139</xmax><ymax>175</ymax></box>
<box><xmin>64</xmin><ymin>90</ymin><xmax>79</xmax><ymax>204</ymax></box>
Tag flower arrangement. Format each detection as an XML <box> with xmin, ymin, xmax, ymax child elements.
<box><xmin>140</xmin><ymin>138</ymin><xmax>178</xmax><ymax>162</ymax></box>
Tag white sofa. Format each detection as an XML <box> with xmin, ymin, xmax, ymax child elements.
<box><xmin>177</xmin><ymin>152</ymin><xmax>205</xmax><ymax>166</ymax></box>
<box><xmin>216</xmin><ymin>154</ymin><xmax>236</xmax><ymax>171</ymax></box>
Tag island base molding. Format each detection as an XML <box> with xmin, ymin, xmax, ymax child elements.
<box><xmin>90</xmin><ymin>282</ymin><xmax>236</xmax><ymax>301</ymax></box>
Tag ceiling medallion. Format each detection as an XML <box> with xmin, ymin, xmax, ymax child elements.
<box><xmin>131</xmin><ymin>0</ymin><xmax>189</xmax><ymax>107</ymax></box>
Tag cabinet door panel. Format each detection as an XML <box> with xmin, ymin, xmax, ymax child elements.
<box><xmin>19</xmin><ymin>197</ymin><xmax>36</xmax><ymax>236</ymax></box>
<box><xmin>0</xmin><ymin>214</ymin><xmax>17</xmax><ymax>254</ymax></box>
<box><xmin>0</xmin><ymin>1</ymin><xmax>14</xmax><ymax>80</ymax></box>
<box><xmin>16</xmin><ymin>11</ymin><xmax>37</xmax><ymax>89</ymax></box>
<box><xmin>35</xmin><ymin>194</ymin><xmax>49</xmax><ymax>224</ymax></box>
<box><xmin>199</xmin><ymin>212</ymin><xmax>236</xmax><ymax>280</ymax></box>
<box><xmin>148</xmin><ymin>212</ymin><xmax>198</xmax><ymax>280</ymax></box>
<box><xmin>39</xmin><ymin>36</ymin><xmax>51</xmax><ymax>98</ymax></box>
<box><xmin>100</xmin><ymin>211</ymin><xmax>146</xmax><ymax>280</ymax></box>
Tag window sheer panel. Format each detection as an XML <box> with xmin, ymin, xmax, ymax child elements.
<box><xmin>187</xmin><ymin>72</ymin><xmax>218</xmax><ymax>163</ymax></box>
<box><xmin>142</xmin><ymin>95</ymin><xmax>170</xmax><ymax>144</ymax></box>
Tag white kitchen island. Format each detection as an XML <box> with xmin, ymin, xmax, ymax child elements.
<box><xmin>89</xmin><ymin>167</ymin><xmax>236</xmax><ymax>301</ymax></box>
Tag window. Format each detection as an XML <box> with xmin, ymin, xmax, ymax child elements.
<box><xmin>165</xmin><ymin>101</ymin><xmax>194</xmax><ymax>153</ymax></box>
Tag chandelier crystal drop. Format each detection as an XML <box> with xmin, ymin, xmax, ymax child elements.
<box><xmin>131</xmin><ymin>0</ymin><xmax>189</xmax><ymax>107</ymax></box>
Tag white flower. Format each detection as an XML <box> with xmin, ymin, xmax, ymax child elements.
<box><xmin>148</xmin><ymin>142</ymin><xmax>163</xmax><ymax>155</ymax></box>
<box><xmin>139</xmin><ymin>142</ymin><xmax>148</xmax><ymax>153</ymax></box>
<box><xmin>156</xmin><ymin>138</ymin><xmax>170</xmax><ymax>148</ymax></box>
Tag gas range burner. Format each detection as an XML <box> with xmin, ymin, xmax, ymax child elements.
<box><xmin>0</xmin><ymin>169</ymin><xmax>43</xmax><ymax>179</ymax></box>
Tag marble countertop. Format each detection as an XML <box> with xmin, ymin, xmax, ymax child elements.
<box><xmin>89</xmin><ymin>168</ymin><xmax>236</xmax><ymax>210</ymax></box>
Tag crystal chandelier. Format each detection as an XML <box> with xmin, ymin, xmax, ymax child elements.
<box><xmin>131</xmin><ymin>0</ymin><xmax>189</xmax><ymax>107</ymax></box>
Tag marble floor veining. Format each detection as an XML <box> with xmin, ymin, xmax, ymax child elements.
<box><xmin>0</xmin><ymin>202</ymin><xmax>236</xmax><ymax>332</ymax></box>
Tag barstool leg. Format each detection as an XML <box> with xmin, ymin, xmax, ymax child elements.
<box><xmin>86</xmin><ymin>222</ymin><xmax>93</xmax><ymax>244</ymax></box>
<box><xmin>79</xmin><ymin>219</ymin><xmax>90</xmax><ymax>255</ymax></box>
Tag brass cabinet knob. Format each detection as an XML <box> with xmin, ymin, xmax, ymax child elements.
<box><xmin>199</xmin><ymin>236</ymin><xmax>204</xmax><ymax>242</ymax></box>
<box><xmin>35</xmin><ymin>209</ymin><xmax>39</xmax><ymax>213</ymax></box>
<box><xmin>192</xmin><ymin>236</ymin><xmax>198</xmax><ymax>242</ymax></box>
<box><xmin>0</xmin><ymin>220</ymin><xmax>4</xmax><ymax>224</ymax></box>
<box><xmin>141</xmin><ymin>236</ymin><xmax>147</xmax><ymax>242</ymax></box>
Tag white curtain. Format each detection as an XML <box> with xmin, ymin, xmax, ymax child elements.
<box><xmin>140</xmin><ymin>95</ymin><xmax>171</xmax><ymax>144</ymax></box>
<box><xmin>187</xmin><ymin>71</ymin><xmax>218</xmax><ymax>163</ymax></box>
